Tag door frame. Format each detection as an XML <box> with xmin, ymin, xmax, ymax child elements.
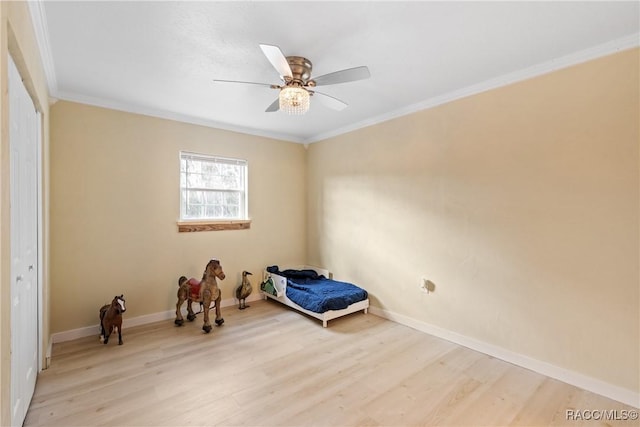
<box><xmin>36</xmin><ymin>109</ymin><xmax>43</xmax><ymax>372</ymax></box>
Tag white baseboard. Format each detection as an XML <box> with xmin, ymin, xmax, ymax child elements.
<box><xmin>368</xmin><ymin>306</ymin><xmax>639</xmax><ymax>409</ymax></box>
<box><xmin>50</xmin><ymin>293</ymin><xmax>263</xmax><ymax>344</ymax></box>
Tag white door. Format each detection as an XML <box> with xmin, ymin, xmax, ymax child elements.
<box><xmin>9</xmin><ymin>54</ymin><xmax>39</xmax><ymax>427</ymax></box>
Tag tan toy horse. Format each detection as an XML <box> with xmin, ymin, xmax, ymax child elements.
<box><xmin>175</xmin><ymin>259</ymin><xmax>226</xmax><ymax>333</ymax></box>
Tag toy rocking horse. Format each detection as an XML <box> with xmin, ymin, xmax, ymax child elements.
<box><xmin>175</xmin><ymin>259</ymin><xmax>226</xmax><ymax>333</ymax></box>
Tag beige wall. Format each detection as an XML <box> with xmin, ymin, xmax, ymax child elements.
<box><xmin>49</xmin><ymin>101</ymin><xmax>306</xmax><ymax>333</ymax></box>
<box><xmin>0</xmin><ymin>2</ymin><xmax>51</xmax><ymax>425</ymax></box>
<box><xmin>307</xmin><ymin>49</ymin><xmax>639</xmax><ymax>393</ymax></box>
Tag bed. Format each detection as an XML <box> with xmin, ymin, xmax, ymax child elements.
<box><xmin>261</xmin><ymin>265</ymin><xmax>369</xmax><ymax>327</ymax></box>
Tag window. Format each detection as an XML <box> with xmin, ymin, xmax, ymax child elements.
<box><xmin>180</xmin><ymin>152</ymin><xmax>248</xmax><ymax>222</ymax></box>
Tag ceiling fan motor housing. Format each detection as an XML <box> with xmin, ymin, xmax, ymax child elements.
<box><xmin>286</xmin><ymin>56</ymin><xmax>315</xmax><ymax>86</ymax></box>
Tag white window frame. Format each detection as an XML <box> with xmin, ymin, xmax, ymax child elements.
<box><xmin>179</xmin><ymin>151</ymin><xmax>248</xmax><ymax>223</ymax></box>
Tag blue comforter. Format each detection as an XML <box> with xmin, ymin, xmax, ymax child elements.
<box><xmin>266</xmin><ymin>266</ymin><xmax>368</xmax><ymax>313</ymax></box>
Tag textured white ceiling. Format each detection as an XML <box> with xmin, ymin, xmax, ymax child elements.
<box><xmin>32</xmin><ymin>1</ymin><xmax>639</xmax><ymax>143</ymax></box>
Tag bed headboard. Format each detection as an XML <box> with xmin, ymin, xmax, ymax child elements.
<box><xmin>262</xmin><ymin>265</ymin><xmax>330</xmax><ymax>298</ymax></box>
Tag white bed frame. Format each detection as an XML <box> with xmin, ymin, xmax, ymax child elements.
<box><xmin>261</xmin><ymin>266</ymin><xmax>369</xmax><ymax>327</ymax></box>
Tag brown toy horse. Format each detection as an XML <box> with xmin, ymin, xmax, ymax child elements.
<box><xmin>99</xmin><ymin>295</ymin><xmax>126</xmax><ymax>345</ymax></box>
<box><xmin>175</xmin><ymin>259</ymin><xmax>226</xmax><ymax>333</ymax></box>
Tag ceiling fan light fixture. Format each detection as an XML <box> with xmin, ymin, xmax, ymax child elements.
<box><xmin>279</xmin><ymin>86</ymin><xmax>310</xmax><ymax>115</ymax></box>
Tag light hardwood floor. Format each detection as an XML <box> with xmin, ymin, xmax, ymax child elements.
<box><xmin>25</xmin><ymin>300</ymin><xmax>637</xmax><ymax>426</ymax></box>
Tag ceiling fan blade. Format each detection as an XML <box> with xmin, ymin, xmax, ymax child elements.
<box><xmin>313</xmin><ymin>91</ymin><xmax>348</xmax><ymax>111</ymax></box>
<box><xmin>312</xmin><ymin>66</ymin><xmax>370</xmax><ymax>86</ymax></box>
<box><xmin>213</xmin><ymin>79</ymin><xmax>273</xmax><ymax>88</ymax></box>
<box><xmin>265</xmin><ymin>97</ymin><xmax>280</xmax><ymax>112</ymax></box>
<box><xmin>259</xmin><ymin>44</ymin><xmax>293</xmax><ymax>80</ymax></box>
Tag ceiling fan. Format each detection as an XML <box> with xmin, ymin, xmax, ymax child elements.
<box><xmin>213</xmin><ymin>44</ymin><xmax>370</xmax><ymax>115</ymax></box>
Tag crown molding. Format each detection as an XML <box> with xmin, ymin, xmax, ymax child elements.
<box><xmin>305</xmin><ymin>32</ymin><xmax>640</xmax><ymax>144</ymax></box>
<box><xmin>27</xmin><ymin>1</ymin><xmax>304</xmax><ymax>143</ymax></box>
<box><xmin>27</xmin><ymin>2</ymin><xmax>638</xmax><ymax>146</ymax></box>
<box><xmin>28</xmin><ymin>0</ymin><xmax>58</xmax><ymax>96</ymax></box>
<box><xmin>56</xmin><ymin>89</ymin><xmax>305</xmax><ymax>144</ymax></box>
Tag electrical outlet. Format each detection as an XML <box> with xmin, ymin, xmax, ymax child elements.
<box><xmin>420</xmin><ymin>278</ymin><xmax>436</xmax><ymax>294</ymax></box>
<box><xmin>420</xmin><ymin>277</ymin><xmax>429</xmax><ymax>293</ymax></box>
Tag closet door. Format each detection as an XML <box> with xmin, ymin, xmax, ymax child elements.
<box><xmin>9</xmin><ymin>54</ymin><xmax>40</xmax><ymax>427</ymax></box>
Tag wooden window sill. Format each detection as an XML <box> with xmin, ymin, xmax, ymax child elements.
<box><xmin>177</xmin><ymin>220</ymin><xmax>251</xmax><ymax>232</ymax></box>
